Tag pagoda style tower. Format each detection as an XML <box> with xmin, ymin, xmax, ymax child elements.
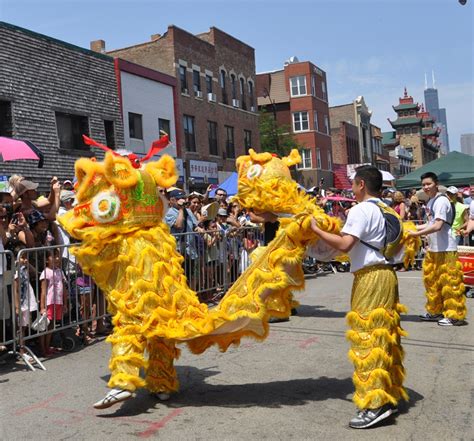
<box><xmin>388</xmin><ymin>88</ymin><xmax>440</xmax><ymax>169</ymax></box>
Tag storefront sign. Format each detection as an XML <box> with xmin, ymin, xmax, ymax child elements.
<box><xmin>189</xmin><ymin>160</ymin><xmax>218</xmax><ymax>183</ymax></box>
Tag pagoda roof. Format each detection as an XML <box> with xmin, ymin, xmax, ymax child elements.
<box><xmin>393</xmin><ymin>103</ymin><xmax>419</xmax><ymax>111</ymax></box>
<box><xmin>389</xmin><ymin>117</ymin><xmax>423</xmax><ymax>128</ymax></box>
<box><xmin>422</xmin><ymin>127</ymin><xmax>438</xmax><ymax>136</ymax></box>
<box><xmin>382</xmin><ymin>131</ymin><xmax>399</xmax><ymax>146</ymax></box>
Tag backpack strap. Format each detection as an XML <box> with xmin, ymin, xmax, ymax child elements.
<box><xmin>432</xmin><ymin>194</ymin><xmax>455</xmax><ymax>226</ymax></box>
<box><xmin>359</xmin><ymin>200</ymin><xmax>387</xmax><ymax>252</ymax></box>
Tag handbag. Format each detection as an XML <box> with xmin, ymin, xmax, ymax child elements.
<box><xmin>31</xmin><ymin>313</ymin><xmax>50</xmax><ymax>332</ymax></box>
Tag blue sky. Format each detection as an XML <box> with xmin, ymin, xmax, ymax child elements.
<box><xmin>1</xmin><ymin>0</ymin><xmax>472</xmax><ymax>151</ymax></box>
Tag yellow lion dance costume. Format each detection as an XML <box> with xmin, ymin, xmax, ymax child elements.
<box><xmin>59</xmin><ymin>147</ymin><xmax>341</xmax><ymax>408</ymax></box>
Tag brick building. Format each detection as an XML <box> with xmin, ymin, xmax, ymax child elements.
<box><xmin>388</xmin><ymin>88</ymin><xmax>440</xmax><ymax>169</ymax></box>
<box><xmin>329</xmin><ymin>121</ymin><xmax>359</xmax><ymax>189</ymax></box>
<box><xmin>371</xmin><ymin>124</ymin><xmax>391</xmax><ymax>171</ymax></box>
<box><xmin>102</xmin><ymin>26</ymin><xmax>259</xmax><ymax>191</ymax></box>
<box><xmin>329</xmin><ymin>97</ymin><xmax>373</xmax><ymax>165</ymax></box>
<box><xmin>257</xmin><ymin>58</ymin><xmax>333</xmax><ymax>189</ymax></box>
<box><xmin>0</xmin><ymin>21</ymin><xmax>124</xmax><ymax>190</ymax></box>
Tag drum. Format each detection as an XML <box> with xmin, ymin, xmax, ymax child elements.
<box><xmin>458</xmin><ymin>246</ymin><xmax>474</xmax><ymax>287</ymax></box>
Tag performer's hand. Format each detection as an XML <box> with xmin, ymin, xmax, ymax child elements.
<box><xmin>310</xmin><ymin>217</ymin><xmax>321</xmax><ymax>234</ymax></box>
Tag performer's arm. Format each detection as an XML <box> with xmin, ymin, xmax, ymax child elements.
<box><xmin>310</xmin><ymin>218</ymin><xmax>357</xmax><ymax>253</ymax></box>
<box><xmin>248</xmin><ymin>210</ymin><xmax>278</xmax><ymax>224</ymax></box>
<box><xmin>409</xmin><ymin>219</ymin><xmax>444</xmax><ymax>237</ymax></box>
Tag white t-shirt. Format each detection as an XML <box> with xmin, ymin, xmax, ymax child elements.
<box><xmin>469</xmin><ymin>200</ymin><xmax>474</xmax><ymax>220</ymax></box>
<box><xmin>425</xmin><ymin>194</ymin><xmax>457</xmax><ymax>252</ymax></box>
<box><xmin>341</xmin><ymin>199</ymin><xmax>387</xmax><ymax>273</ymax></box>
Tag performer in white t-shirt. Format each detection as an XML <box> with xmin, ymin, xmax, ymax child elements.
<box><xmin>311</xmin><ymin>165</ymin><xmax>406</xmax><ymax>430</ymax></box>
<box><xmin>409</xmin><ymin>172</ymin><xmax>467</xmax><ymax>326</ymax></box>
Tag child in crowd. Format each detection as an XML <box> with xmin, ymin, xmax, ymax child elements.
<box><xmin>13</xmin><ymin>242</ymin><xmax>38</xmax><ymax>362</ymax></box>
<box><xmin>39</xmin><ymin>248</ymin><xmax>68</xmax><ymax>357</ymax></box>
<box><xmin>310</xmin><ymin>165</ymin><xmax>406</xmax><ymax>429</ymax></box>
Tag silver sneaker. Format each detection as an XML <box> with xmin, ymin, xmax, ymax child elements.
<box><xmin>438</xmin><ymin>317</ymin><xmax>466</xmax><ymax>326</ymax></box>
<box><xmin>349</xmin><ymin>404</ymin><xmax>397</xmax><ymax>429</ymax></box>
<box><xmin>419</xmin><ymin>312</ymin><xmax>443</xmax><ymax>321</ymax></box>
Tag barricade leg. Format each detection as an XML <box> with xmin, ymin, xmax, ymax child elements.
<box><xmin>145</xmin><ymin>337</ymin><xmax>180</xmax><ymax>394</ymax></box>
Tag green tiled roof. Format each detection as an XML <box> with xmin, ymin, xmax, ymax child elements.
<box><xmin>382</xmin><ymin>131</ymin><xmax>398</xmax><ymax>146</ymax></box>
<box><xmin>393</xmin><ymin>103</ymin><xmax>419</xmax><ymax>111</ymax></box>
<box><xmin>422</xmin><ymin>128</ymin><xmax>438</xmax><ymax>136</ymax></box>
<box><xmin>389</xmin><ymin>117</ymin><xmax>422</xmax><ymax>127</ymax></box>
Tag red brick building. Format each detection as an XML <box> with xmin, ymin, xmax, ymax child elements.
<box><xmin>256</xmin><ymin>58</ymin><xmax>333</xmax><ymax>189</ymax></box>
<box><xmin>94</xmin><ymin>25</ymin><xmax>259</xmax><ymax>191</ymax></box>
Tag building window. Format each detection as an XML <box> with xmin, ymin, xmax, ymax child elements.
<box><xmin>311</xmin><ymin>75</ymin><xmax>316</xmax><ymax>96</ymax></box>
<box><xmin>321</xmin><ymin>80</ymin><xmax>327</xmax><ymax>100</ymax></box>
<box><xmin>55</xmin><ymin>112</ymin><xmax>89</xmax><ymax>150</ymax></box>
<box><xmin>104</xmin><ymin>120</ymin><xmax>115</xmax><ymax>148</ymax></box>
<box><xmin>404</xmin><ymin>127</ymin><xmax>411</xmax><ymax>134</ymax></box>
<box><xmin>208</xmin><ymin>121</ymin><xmax>218</xmax><ymax>156</ymax></box>
<box><xmin>179</xmin><ymin>65</ymin><xmax>188</xmax><ymax>94</ymax></box>
<box><xmin>193</xmin><ymin>70</ymin><xmax>201</xmax><ymax>95</ymax></box>
<box><xmin>128</xmin><ymin>112</ymin><xmax>143</xmax><ymax>140</ymax></box>
<box><xmin>248</xmin><ymin>81</ymin><xmax>254</xmax><ymax>109</ymax></box>
<box><xmin>0</xmin><ymin>100</ymin><xmax>13</xmax><ymax>137</ymax></box>
<box><xmin>240</xmin><ymin>78</ymin><xmax>246</xmax><ymax>110</ymax></box>
<box><xmin>158</xmin><ymin>118</ymin><xmax>171</xmax><ymax>140</ymax></box>
<box><xmin>290</xmin><ymin>76</ymin><xmax>307</xmax><ymax>96</ymax></box>
<box><xmin>220</xmin><ymin>70</ymin><xmax>227</xmax><ymax>104</ymax></box>
<box><xmin>231</xmin><ymin>74</ymin><xmax>237</xmax><ymax>100</ymax></box>
<box><xmin>396</xmin><ymin>128</ymin><xmax>402</xmax><ymax>135</ymax></box>
<box><xmin>411</xmin><ymin>127</ymin><xmax>418</xmax><ymax>134</ymax></box>
<box><xmin>324</xmin><ymin>115</ymin><xmax>329</xmax><ymax>134</ymax></box>
<box><xmin>316</xmin><ymin>149</ymin><xmax>322</xmax><ymax>169</ymax></box>
<box><xmin>293</xmin><ymin>111</ymin><xmax>309</xmax><ymax>132</ymax></box>
<box><xmin>313</xmin><ymin>112</ymin><xmax>319</xmax><ymax>131</ymax></box>
<box><xmin>297</xmin><ymin>148</ymin><xmax>312</xmax><ymax>169</ymax></box>
<box><xmin>410</xmin><ymin>110</ymin><xmax>415</xmax><ymax>115</ymax></box>
<box><xmin>327</xmin><ymin>150</ymin><xmax>332</xmax><ymax>170</ymax></box>
<box><xmin>225</xmin><ymin>125</ymin><xmax>235</xmax><ymax>158</ymax></box>
<box><xmin>244</xmin><ymin>129</ymin><xmax>251</xmax><ymax>154</ymax></box>
<box><xmin>206</xmin><ymin>75</ymin><xmax>213</xmax><ymax>94</ymax></box>
<box><xmin>183</xmin><ymin>115</ymin><xmax>196</xmax><ymax>152</ymax></box>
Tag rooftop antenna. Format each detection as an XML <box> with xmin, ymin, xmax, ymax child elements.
<box><xmin>432</xmin><ymin>70</ymin><xmax>436</xmax><ymax>89</ymax></box>
<box><xmin>424</xmin><ymin>72</ymin><xmax>428</xmax><ymax>90</ymax></box>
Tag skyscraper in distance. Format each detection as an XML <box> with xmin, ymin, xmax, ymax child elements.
<box><xmin>424</xmin><ymin>71</ymin><xmax>450</xmax><ymax>154</ymax></box>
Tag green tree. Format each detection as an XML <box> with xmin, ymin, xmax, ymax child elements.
<box><xmin>258</xmin><ymin>108</ymin><xmax>300</xmax><ymax>157</ymax></box>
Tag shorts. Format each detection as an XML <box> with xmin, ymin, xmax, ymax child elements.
<box><xmin>47</xmin><ymin>304</ymin><xmax>63</xmax><ymax>321</ymax></box>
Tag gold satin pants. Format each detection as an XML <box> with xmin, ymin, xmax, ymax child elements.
<box><xmin>346</xmin><ymin>265</ymin><xmax>408</xmax><ymax>410</ymax></box>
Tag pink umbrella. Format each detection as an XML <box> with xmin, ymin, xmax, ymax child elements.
<box><xmin>0</xmin><ymin>136</ymin><xmax>44</xmax><ymax>168</ymax></box>
<box><xmin>326</xmin><ymin>196</ymin><xmax>355</xmax><ymax>202</ymax></box>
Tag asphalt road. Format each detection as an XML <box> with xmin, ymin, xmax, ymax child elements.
<box><xmin>1</xmin><ymin>270</ymin><xmax>472</xmax><ymax>441</ymax></box>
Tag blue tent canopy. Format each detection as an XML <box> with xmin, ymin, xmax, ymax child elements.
<box><xmin>209</xmin><ymin>172</ymin><xmax>238</xmax><ymax>197</ymax></box>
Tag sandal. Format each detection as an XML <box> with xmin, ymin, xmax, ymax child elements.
<box><xmin>93</xmin><ymin>388</ymin><xmax>133</xmax><ymax>409</ymax></box>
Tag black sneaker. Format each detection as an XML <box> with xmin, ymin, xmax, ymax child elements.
<box><xmin>419</xmin><ymin>312</ymin><xmax>443</xmax><ymax>321</ymax></box>
<box><xmin>268</xmin><ymin>316</ymin><xmax>290</xmax><ymax>323</ymax></box>
<box><xmin>349</xmin><ymin>404</ymin><xmax>397</xmax><ymax>429</ymax></box>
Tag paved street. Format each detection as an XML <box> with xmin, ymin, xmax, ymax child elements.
<box><xmin>1</xmin><ymin>270</ymin><xmax>472</xmax><ymax>441</ymax></box>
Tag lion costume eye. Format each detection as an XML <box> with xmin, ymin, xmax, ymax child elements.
<box><xmin>247</xmin><ymin>164</ymin><xmax>262</xmax><ymax>180</ymax></box>
<box><xmin>91</xmin><ymin>191</ymin><xmax>121</xmax><ymax>223</ymax></box>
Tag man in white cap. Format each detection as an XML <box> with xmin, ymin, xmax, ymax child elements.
<box><xmin>445</xmin><ymin>186</ymin><xmax>468</xmax><ymax>245</ymax></box>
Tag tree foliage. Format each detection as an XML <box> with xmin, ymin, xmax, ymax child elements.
<box><xmin>258</xmin><ymin>108</ymin><xmax>300</xmax><ymax>157</ymax></box>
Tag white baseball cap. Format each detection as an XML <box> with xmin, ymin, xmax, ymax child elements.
<box><xmin>446</xmin><ymin>186</ymin><xmax>459</xmax><ymax>194</ymax></box>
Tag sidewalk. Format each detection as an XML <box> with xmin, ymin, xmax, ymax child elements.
<box><xmin>0</xmin><ymin>270</ymin><xmax>472</xmax><ymax>440</ymax></box>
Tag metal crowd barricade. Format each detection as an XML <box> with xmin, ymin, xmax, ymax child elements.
<box><xmin>11</xmin><ymin>244</ymin><xmax>108</xmax><ymax>371</ymax></box>
<box><xmin>172</xmin><ymin>226</ymin><xmax>264</xmax><ymax>303</ymax></box>
<box><xmin>1</xmin><ymin>249</ymin><xmax>16</xmax><ymax>361</ymax></box>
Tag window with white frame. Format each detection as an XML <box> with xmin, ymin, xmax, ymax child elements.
<box><xmin>321</xmin><ymin>80</ymin><xmax>327</xmax><ymax>100</ymax></box>
<box><xmin>327</xmin><ymin>150</ymin><xmax>332</xmax><ymax>170</ymax></box>
<box><xmin>293</xmin><ymin>111</ymin><xmax>309</xmax><ymax>132</ymax></box>
<box><xmin>324</xmin><ymin>114</ymin><xmax>329</xmax><ymax>134</ymax></box>
<box><xmin>313</xmin><ymin>112</ymin><xmax>319</xmax><ymax>131</ymax></box>
<box><xmin>316</xmin><ymin>149</ymin><xmax>322</xmax><ymax>169</ymax></box>
<box><xmin>297</xmin><ymin>148</ymin><xmax>312</xmax><ymax>169</ymax></box>
<box><xmin>290</xmin><ymin>76</ymin><xmax>307</xmax><ymax>96</ymax></box>
<box><xmin>311</xmin><ymin>75</ymin><xmax>316</xmax><ymax>96</ymax></box>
